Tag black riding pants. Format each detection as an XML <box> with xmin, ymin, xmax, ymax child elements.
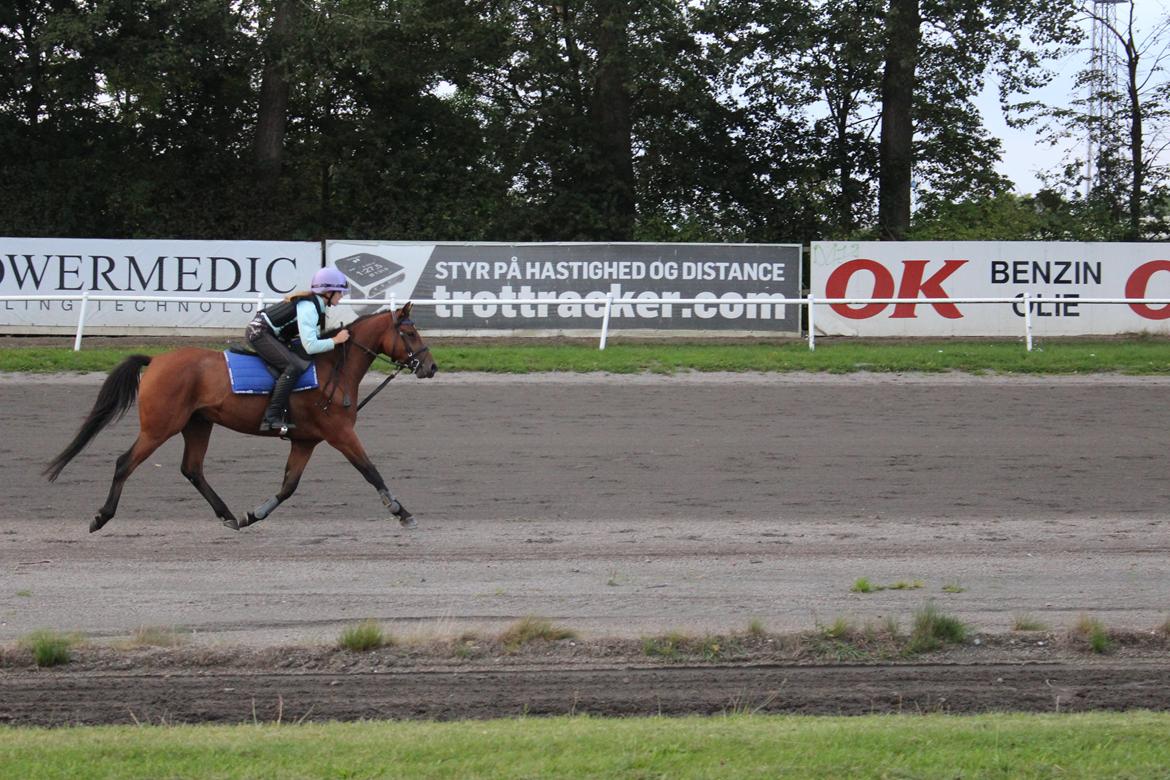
<box><xmin>245</xmin><ymin>321</ymin><xmax>311</xmax><ymax>377</ymax></box>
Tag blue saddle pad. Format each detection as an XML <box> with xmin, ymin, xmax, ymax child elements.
<box><xmin>224</xmin><ymin>351</ymin><xmax>318</xmax><ymax>395</ymax></box>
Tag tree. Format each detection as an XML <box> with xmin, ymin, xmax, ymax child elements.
<box><xmin>874</xmin><ymin>0</ymin><xmax>1081</xmax><ymax>239</ymax></box>
<box><xmin>809</xmin><ymin>0</ymin><xmax>885</xmax><ymax>235</ymax></box>
<box><xmin>1076</xmin><ymin>1</ymin><xmax>1170</xmax><ymax>238</ymax></box>
<box><xmin>877</xmin><ymin>0</ymin><xmax>920</xmax><ymax>239</ymax></box>
<box><xmin>253</xmin><ymin>0</ymin><xmax>299</xmax><ymax>202</ymax></box>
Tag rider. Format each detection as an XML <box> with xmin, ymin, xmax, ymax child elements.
<box><xmin>246</xmin><ymin>267</ymin><xmax>352</xmax><ymax>433</ymax></box>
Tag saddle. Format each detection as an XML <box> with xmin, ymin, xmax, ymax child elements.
<box><xmin>223</xmin><ymin>349</ymin><xmax>319</xmax><ymax>395</ymax></box>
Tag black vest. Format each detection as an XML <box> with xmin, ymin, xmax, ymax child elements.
<box><xmin>263</xmin><ymin>294</ymin><xmax>325</xmax><ymax>344</ymax></box>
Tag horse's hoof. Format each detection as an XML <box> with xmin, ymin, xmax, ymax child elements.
<box><xmin>239</xmin><ymin>512</ymin><xmax>260</xmax><ymax>528</ymax></box>
<box><xmin>222</xmin><ymin>516</ymin><xmax>240</xmax><ymax>531</ymax></box>
<box><xmin>397</xmin><ymin>512</ymin><xmax>417</xmax><ymax>529</ymax></box>
<box><xmin>90</xmin><ymin>513</ymin><xmax>108</xmax><ymax>533</ymax></box>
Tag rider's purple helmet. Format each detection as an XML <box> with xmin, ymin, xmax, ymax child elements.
<box><xmin>311</xmin><ymin>267</ymin><xmax>349</xmax><ymax>294</ymax></box>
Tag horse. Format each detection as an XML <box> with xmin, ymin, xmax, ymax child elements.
<box><xmin>43</xmin><ymin>303</ymin><xmax>437</xmax><ymax>533</ymax></box>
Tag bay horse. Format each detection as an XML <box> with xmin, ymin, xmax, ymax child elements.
<box><xmin>44</xmin><ymin>303</ymin><xmax>437</xmax><ymax>533</ymax></box>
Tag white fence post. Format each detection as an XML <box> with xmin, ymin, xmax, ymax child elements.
<box><xmin>72</xmin><ymin>293</ymin><xmax>90</xmax><ymax>352</ymax></box>
<box><xmin>599</xmin><ymin>292</ymin><xmax>614</xmax><ymax>350</ymax></box>
<box><xmin>1023</xmin><ymin>293</ymin><xmax>1033</xmax><ymax>352</ymax></box>
<box><xmin>807</xmin><ymin>293</ymin><xmax>815</xmax><ymax>351</ymax></box>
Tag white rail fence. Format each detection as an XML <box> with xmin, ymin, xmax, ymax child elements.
<box><xmin>3</xmin><ymin>292</ymin><xmax>1170</xmax><ymax>352</ymax></box>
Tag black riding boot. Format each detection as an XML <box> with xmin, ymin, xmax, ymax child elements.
<box><xmin>260</xmin><ymin>369</ymin><xmax>298</xmax><ymax>433</ymax></box>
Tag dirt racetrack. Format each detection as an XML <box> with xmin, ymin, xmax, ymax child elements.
<box><xmin>3</xmin><ymin>369</ymin><xmax>1170</xmax><ymax>724</ymax></box>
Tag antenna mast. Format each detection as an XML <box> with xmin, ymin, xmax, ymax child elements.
<box><xmin>1086</xmin><ymin>0</ymin><xmax>1127</xmax><ymax>198</ymax></box>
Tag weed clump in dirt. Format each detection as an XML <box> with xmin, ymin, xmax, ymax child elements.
<box><xmin>907</xmin><ymin>601</ymin><xmax>966</xmax><ymax>654</ymax></box>
<box><xmin>20</xmin><ymin>630</ymin><xmax>78</xmax><ymax>667</ymax></box>
<box><xmin>1013</xmin><ymin>614</ymin><xmax>1047</xmax><ymax>632</ymax></box>
<box><xmin>850</xmin><ymin>578</ymin><xmax>925</xmax><ymax>594</ymax></box>
<box><xmin>641</xmin><ymin>631</ymin><xmax>741</xmax><ymax>662</ymax></box>
<box><xmin>851</xmin><ymin>578</ymin><xmax>879</xmax><ymax>593</ymax></box>
<box><xmin>498</xmin><ymin>617</ymin><xmax>576</xmax><ymax>651</ymax></box>
<box><xmin>124</xmin><ymin>626</ymin><xmax>188</xmax><ymax>648</ymax></box>
<box><xmin>338</xmin><ymin>620</ymin><xmax>395</xmax><ymax>652</ymax></box>
<box><xmin>1070</xmin><ymin>615</ymin><xmax>1113</xmax><ymax>654</ymax></box>
<box><xmin>641</xmin><ymin>632</ymin><xmax>685</xmax><ymax>661</ymax></box>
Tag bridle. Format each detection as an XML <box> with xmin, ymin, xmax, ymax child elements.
<box><xmin>320</xmin><ymin>316</ymin><xmax>431</xmax><ymax>413</ymax></box>
<box><xmin>352</xmin><ymin>317</ymin><xmax>430</xmax><ymax>372</ymax></box>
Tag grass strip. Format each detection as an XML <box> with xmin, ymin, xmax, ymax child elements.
<box><xmin>2</xmin><ymin>712</ymin><xmax>1168</xmax><ymax>779</ymax></box>
<box><xmin>5</xmin><ymin>340</ymin><xmax>1170</xmax><ymax>375</ymax></box>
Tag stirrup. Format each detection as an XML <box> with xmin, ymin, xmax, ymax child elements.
<box><xmin>260</xmin><ymin>417</ymin><xmax>294</xmax><ymax>433</ymax></box>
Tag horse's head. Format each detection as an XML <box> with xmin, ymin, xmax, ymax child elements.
<box><xmin>380</xmin><ymin>302</ymin><xmax>437</xmax><ymax>378</ymax></box>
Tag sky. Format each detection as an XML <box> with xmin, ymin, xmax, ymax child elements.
<box><xmin>980</xmin><ymin>0</ymin><xmax>1170</xmax><ymax>196</ymax></box>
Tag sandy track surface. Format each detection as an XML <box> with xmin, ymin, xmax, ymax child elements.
<box><xmin>2</xmin><ymin>371</ymin><xmax>1170</xmax><ymax>723</ymax></box>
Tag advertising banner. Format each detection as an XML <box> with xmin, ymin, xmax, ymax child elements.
<box><xmin>810</xmin><ymin>241</ymin><xmax>1170</xmax><ymax>336</ymax></box>
<box><xmin>0</xmin><ymin>238</ymin><xmax>319</xmax><ymax>333</ymax></box>
<box><xmin>326</xmin><ymin>241</ymin><xmax>802</xmax><ymax>334</ymax></box>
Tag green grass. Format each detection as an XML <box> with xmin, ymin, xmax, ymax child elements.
<box><xmin>850</xmin><ymin>577</ymin><xmax>925</xmax><ymax>593</ymax></box>
<box><xmin>1013</xmin><ymin>614</ymin><xmax>1048</xmax><ymax>632</ymax></box>
<box><xmin>497</xmin><ymin>616</ymin><xmax>576</xmax><ymax>651</ymax></box>
<box><xmin>1072</xmin><ymin>615</ymin><xmax>1113</xmax><ymax>655</ymax></box>
<box><xmin>3</xmin><ymin>712</ymin><xmax>1170</xmax><ymax>779</ymax></box>
<box><xmin>850</xmin><ymin>577</ymin><xmax>879</xmax><ymax>593</ymax></box>
<box><xmin>18</xmin><ymin>630</ymin><xmax>78</xmax><ymax>668</ymax></box>
<box><xmin>121</xmin><ymin>627</ymin><xmax>188</xmax><ymax>649</ymax></box>
<box><xmin>11</xmin><ymin>339</ymin><xmax>1170</xmax><ymax>375</ymax></box>
<box><xmin>819</xmin><ymin>616</ymin><xmax>857</xmax><ymax>640</ymax></box>
<box><xmin>337</xmin><ymin>620</ymin><xmax>392</xmax><ymax>652</ymax></box>
<box><xmin>642</xmin><ymin>631</ymin><xmax>688</xmax><ymax>660</ymax></box>
<box><xmin>907</xmin><ymin>601</ymin><xmax>967</xmax><ymax>654</ymax></box>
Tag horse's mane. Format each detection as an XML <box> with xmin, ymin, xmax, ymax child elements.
<box><xmin>321</xmin><ymin>309</ymin><xmax>394</xmax><ymax>339</ymax></box>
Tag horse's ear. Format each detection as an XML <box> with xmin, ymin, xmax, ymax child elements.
<box><xmin>399</xmin><ymin>302</ymin><xmax>413</xmax><ymax>322</ymax></box>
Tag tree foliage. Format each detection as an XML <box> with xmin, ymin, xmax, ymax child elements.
<box><xmin>0</xmin><ymin>0</ymin><xmax>1164</xmax><ymax>243</ymax></box>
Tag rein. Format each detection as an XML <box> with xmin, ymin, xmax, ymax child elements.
<box><xmin>351</xmin><ymin>341</ymin><xmax>405</xmax><ymax>412</ymax></box>
<box><xmin>320</xmin><ymin>317</ymin><xmax>429</xmax><ymax>413</ymax></box>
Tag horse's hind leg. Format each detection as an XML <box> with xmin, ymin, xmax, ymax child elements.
<box><xmin>92</xmin><ymin>429</ymin><xmax>172</xmax><ymax>533</ymax></box>
<box><xmin>237</xmin><ymin>439</ymin><xmax>318</xmax><ymax>528</ymax></box>
<box><xmin>180</xmin><ymin>416</ymin><xmax>240</xmax><ymax>530</ymax></box>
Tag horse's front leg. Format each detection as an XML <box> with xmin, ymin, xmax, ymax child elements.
<box><xmin>237</xmin><ymin>439</ymin><xmax>318</xmax><ymax>529</ymax></box>
<box><xmin>325</xmin><ymin>427</ymin><xmax>416</xmax><ymax>528</ymax></box>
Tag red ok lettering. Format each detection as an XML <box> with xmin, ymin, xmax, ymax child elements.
<box><xmin>1126</xmin><ymin>260</ymin><xmax>1170</xmax><ymax>320</ymax></box>
<box><xmin>825</xmin><ymin>259</ymin><xmax>967</xmax><ymax>319</ymax></box>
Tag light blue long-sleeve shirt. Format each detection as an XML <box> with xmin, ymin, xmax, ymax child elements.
<box><xmin>295</xmin><ymin>296</ymin><xmax>335</xmax><ymax>355</ymax></box>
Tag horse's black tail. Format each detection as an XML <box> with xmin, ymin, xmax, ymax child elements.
<box><xmin>44</xmin><ymin>355</ymin><xmax>152</xmax><ymax>482</ymax></box>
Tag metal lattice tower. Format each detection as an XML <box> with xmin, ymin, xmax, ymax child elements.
<box><xmin>1086</xmin><ymin>0</ymin><xmax>1127</xmax><ymax>197</ymax></box>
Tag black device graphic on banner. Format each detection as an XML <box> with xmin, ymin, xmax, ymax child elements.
<box><xmin>333</xmin><ymin>253</ymin><xmax>408</xmax><ymax>315</ymax></box>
